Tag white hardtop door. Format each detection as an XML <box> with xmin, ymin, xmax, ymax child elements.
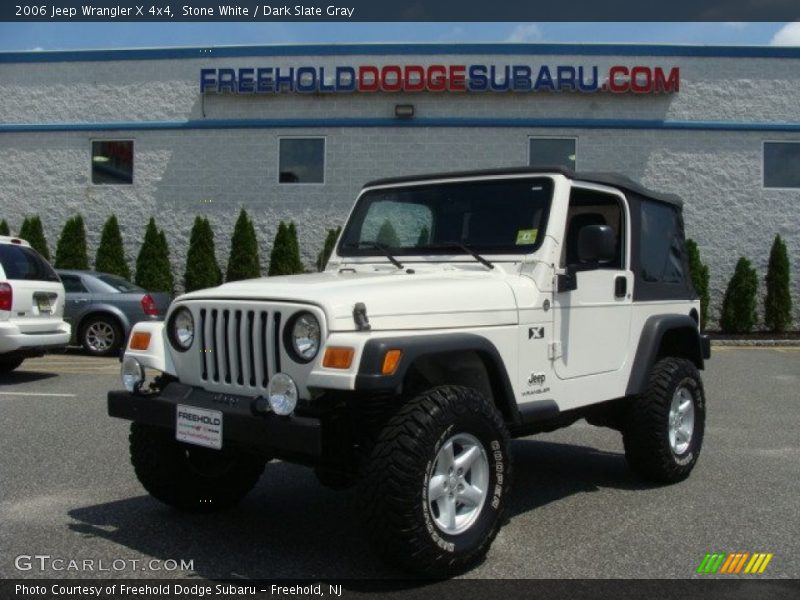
<box><xmin>552</xmin><ymin>183</ymin><xmax>633</xmax><ymax>381</ymax></box>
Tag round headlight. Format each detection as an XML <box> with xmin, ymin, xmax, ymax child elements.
<box><xmin>121</xmin><ymin>356</ymin><xmax>144</xmax><ymax>393</ymax></box>
<box><xmin>267</xmin><ymin>373</ymin><xmax>298</xmax><ymax>416</ymax></box>
<box><xmin>288</xmin><ymin>312</ymin><xmax>320</xmax><ymax>362</ymax></box>
<box><xmin>170</xmin><ymin>307</ymin><xmax>194</xmax><ymax>351</ymax></box>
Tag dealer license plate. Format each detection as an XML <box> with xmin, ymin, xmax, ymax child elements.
<box><xmin>176</xmin><ymin>404</ymin><xmax>223</xmax><ymax>450</ymax></box>
<box><xmin>36</xmin><ymin>296</ymin><xmax>51</xmax><ymax>313</ymax></box>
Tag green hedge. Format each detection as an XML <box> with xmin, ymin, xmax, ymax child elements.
<box><xmin>95</xmin><ymin>215</ymin><xmax>131</xmax><ymax>279</ymax></box>
<box><xmin>184</xmin><ymin>216</ymin><xmax>222</xmax><ymax>292</ymax></box>
<box><xmin>316</xmin><ymin>226</ymin><xmax>341</xmax><ymax>271</ymax></box>
<box><xmin>720</xmin><ymin>257</ymin><xmax>758</xmax><ymax>334</ymax></box>
<box><xmin>54</xmin><ymin>215</ymin><xmax>89</xmax><ymax>269</ymax></box>
<box><xmin>225</xmin><ymin>209</ymin><xmax>261</xmax><ymax>282</ymax></box>
<box><xmin>19</xmin><ymin>216</ymin><xmax>51</xmax><ymax>261</ymax></box>
<box><xmin>764</xmin><ymin>234</ymin><xmax>793</xmax><ymax>333</ymax></box>
<box><xmin>0</xmin><ymin>219</ymin><xmax>10</xmax><ymax>236</ymax></box>
<box><xmin>135</xmin><ymin>218</ymin><xmax>174</xmax><ymax>293</ymax></box>
<box><xmin>685</xmin><ymin>239</ymin><xmax>710</xmax><ymax>329</ymax></box>
<box><xmin>269</xmin><ymin>221</ymin><xmax>304</xmax><ymax>276</ymax></box>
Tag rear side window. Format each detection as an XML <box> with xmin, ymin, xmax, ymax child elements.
<box><xmin>61</xmin><ymin>274</ymin><xmax>88</xmax><ymax>293</ymax></box>
<box><xmin>0</xmin><ymin>245</ymin><xmax>60</xmax><ymax>282</ymax></box>
<box><xmin>96</xmin><ymin>274</ymin><xmax>143</xmax><ymax>292</ymax></box>
<box><xmin>639</xmin><ymin>201</ymin><xmax>685</xmax><ymax>284</ymax></box>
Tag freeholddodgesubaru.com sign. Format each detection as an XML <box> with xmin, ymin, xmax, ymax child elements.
<box><xmin>200</xmin><ymin>64</ymin><xmax>680</xmax><ymax>95</ymax></box>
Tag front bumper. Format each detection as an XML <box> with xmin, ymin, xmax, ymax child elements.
<box><xmin>108</xmin><ymin>382</ymin><xmax>322</xmax><ymax>458</ymax></box>
<box><xmin>701</xmin><ymin>334</ymin><xmax>711</xmax><ymax>360</ymax></box>
<box><xmin>0</xmin><ymin>321</ymin><xmax>71</xmax><ymax>355</ymax></box>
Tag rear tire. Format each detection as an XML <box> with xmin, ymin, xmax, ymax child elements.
<box><xmin>81</xmin><ymin>315</ymin><xmax>123</xmax><ymax>357</ymax></box>
<box><xmin>129</xmin><ymin>423</ymin><xmax>265</xmax><ymax>512</ymax></box>
<box><xmin>623</xmin><ymin>357</ymin><xmax>706</xmax><ymax>483</ymax></box>
<box><xmin>358</xmin><ymin>385</ymin><xmax>511</xmax><ymax>576</ymax></box>
<box><xmin>0</xmin><ymin>356</ymin><xmax>24</xmax><ymax>374</ymax></box>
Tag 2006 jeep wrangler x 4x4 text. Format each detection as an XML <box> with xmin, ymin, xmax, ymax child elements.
<box><xmin>109</xmin><ymin>167</ymin><xmax>710</xmax><ymax>575</ymax></box>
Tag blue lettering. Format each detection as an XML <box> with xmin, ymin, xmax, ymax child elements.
<box><xmin>468</xmin><ymin>65</ymin><xmax>488</xmax><ymax>91</ymax></box>
<box><xmin>238</xmin><ymin>68</ymin><xmax>255</xmax><ymax>93</ymax></box>
<box><xmin>217</xmin><ymin>68</ymin><xmax>236</xmax><ymax>93</ymax></box>
<box><xmin>275</xmin><ymin>67</ymin><xmax>295</xmax><ymax>93</ymax></box>
<box><xmin>512</xmin><ymin>65</ymin><xmax>532</xmax><ymax>91</ymax></box>
<box><xmin>578</xmin><ymin>66</ymin><xmax>599</xmax><ymax>92</ymax></box>
<box><xmin>556</xmin><ymin>66</ymin><xmax>576</xmax><ymax>91</ymax></box>
<box><xmin>335</xmin><ymin>66</ymin><xmax>356</xmax><ymax>91</ymax></box>
<box><xmin>296</xmin><ymin>66</ymin><xmax>317</xmax><ymax>92</ymax></box>
<box><xmin>534</xmin><ymin>66</ymin><xmax>555</xmax><ymax>91</ymax></box>
<box><xmin>318</xmin><ymin>67</ymin><xmax>336</xmax><ymax>92</ymax></box>
<box><xmin>200</xmin><ymin>68</ymin><xmax>217</xmax><ymax>93</ymax></box>
<box><xmin>489</xmin><ymin>65</ymin><xmax>509</xmax><ymax>91</ymax></box>
<box><xmin>256</xmin><ymin>68</ymin><xmax>274</xmax><ymax>93</ymax></box>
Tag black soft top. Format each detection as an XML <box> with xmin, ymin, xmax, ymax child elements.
<box><xmin>363</xmin><ymin>166</ymin><xmax>683</xmax><ymax>208</ymax></box>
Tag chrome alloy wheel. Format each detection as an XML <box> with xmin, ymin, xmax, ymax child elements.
<box><xmin>668</xmin><ymin>386</ymin><xmax>695</xmax><ymax>455</ymax></box>
<box><xmin>85</xmin><ymin>321</ymin><xmax>115</xmax><ymax>352</ymax></box>
<box><xmin>426</xmin><ymin>433</ymin><xmax>490</xmax><ymax>535</ymax></box>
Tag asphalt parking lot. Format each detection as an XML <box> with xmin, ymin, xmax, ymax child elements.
<box><xmin>0</xmin><ymin>348</ymin><xmax>798</xmax><ymax>580</ymax></box>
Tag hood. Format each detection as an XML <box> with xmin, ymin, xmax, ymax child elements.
<box><xmin>179</xmin><ymin>266</ymin><xmax>519</xmax><ymax>331</ymax></box>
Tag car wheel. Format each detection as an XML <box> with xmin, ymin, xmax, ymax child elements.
<box><xmin>0</xmin><ymin>356</ymin><xmax>24</xmax><ymax>374</ymax></box>
<box><xmin>357</xmin><ymin>385</ymin><xmax>512</xmax><ymax>576</ymax></box>
<box><xmin>129</xmin><ymin>423</ymin><xmax>266</xmax><ymax>513</ymax></box>
<box><xmin>623</xmin><ymin>357</ymin><xmax>706</xmax><ymax>483</ymax></box>
<box><xmin>81</xmin><ymin>315</ymin><xmax>123</xmax><ymax>357</ymax></box>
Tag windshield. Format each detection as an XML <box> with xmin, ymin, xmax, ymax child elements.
<box><xmin>0</xmin><ymin>244</ymin><xmax>60</xmax><ymax>282</ymax></box>
<box><xmin>339</xmin><ymin>177</ymin><xmax>553</xmax><ymax>258</ymax></box>
<box><xmin>96</xmin><ymin>273</ymin><xmax>144</xmax><ymax>293</ymax></box>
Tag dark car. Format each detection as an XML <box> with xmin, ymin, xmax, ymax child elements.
<box><xmin>57</xmin><ymin>270</ymin><xmax>171</xmax><ymax>356</ymax></box>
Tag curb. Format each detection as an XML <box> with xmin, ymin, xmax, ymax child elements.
<box><xmin>710</xmin><ymin>339</ymin><xmax>800</xmax><ymax>347</ymax></box>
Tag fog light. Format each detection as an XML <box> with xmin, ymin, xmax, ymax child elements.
<box><xmin>267</xmin><ymin>372</ymin><xmax>298</xmax><ymax>416</ymax></box>
<box><xmin>121</xmin><ymin>356</ymin><xmax>145</xmax><ymax>393</ymax></box>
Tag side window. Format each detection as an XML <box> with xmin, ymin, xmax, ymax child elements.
<box><xmin>561</xmin><ymin>188</ymin><xmax>625</xmax><ymax>269</ymax></box>
<box><xmin>639</xmin><ymin>201</ymin><xmax>684</xmax><ymax>284</ymax></box>
<box><xmin>61</xmin><ymin>275</ymin><xmax>88</xmax><ymax>293</ymax></box>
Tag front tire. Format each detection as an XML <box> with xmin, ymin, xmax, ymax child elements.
<box><xmin>623</xmin><ymin>357</ymin><xmax>706</xmax><ymax>483</ymax></box>
<box><xmin>129</xmin><ymin>423</ymin><xmax>265</xmax><ymax>512</ymax></box>
<box><xmin>358</xmin><ymin>386</ymin><xmax>511</xmax><ymax>576</ymax></box>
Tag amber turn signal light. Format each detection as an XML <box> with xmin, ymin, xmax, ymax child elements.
<box><xmin>129</xmin><ymin>331</ymin><xmax>151</xmax><ymax>351</ymax></box>
<box><xmin>323</xmin><ymin>346</ymin><xmax>355</xmax><ymax>369</ymax></box>
<box><xmin>381</xmin><ymin>349</ymin><xmax>402</xmax><ymax>375</ymax></box>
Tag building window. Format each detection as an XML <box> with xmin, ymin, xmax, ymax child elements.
<box><xmin>92</xmin><ymin>140</ymin><xmax>133</xmax><ymax>185</ymax></box>
<box><xmin>764</xmin><ymin>141</ymin><xmax>800</xmax><ymax>188</ymax></box>
<box><xmin>529</xmin><ymin>137</ymin><xmax>576</xmax><ymax>171</ymax></box>
<box><xmin>279</xmin><ymin>138</ymin><xmax>325</xmax><ymax>184</ymax></box>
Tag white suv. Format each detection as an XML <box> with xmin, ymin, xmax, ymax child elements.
<box><xmin>0</xmin><ymin>236</ymin><xmax>71</xmax><ymax>373</ymax></box>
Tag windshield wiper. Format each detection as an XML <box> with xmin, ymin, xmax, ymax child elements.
<box><xmin>423</xmin><ymin>242</ymin><xmax>494</xmax><ymax>270</ymax></box>
<box><xmin>342</xmin><ymin>240</ymin><xmax>404</xmax><ymax>269</ymax></box>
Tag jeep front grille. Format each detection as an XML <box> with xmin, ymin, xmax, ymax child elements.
<box><xmin>199</xmin><ymin>308</ymin><xmax>281</xmax><ymax>390</ymax></box>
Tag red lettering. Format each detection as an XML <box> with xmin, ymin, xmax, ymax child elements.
<box><xmin>630</xmin><ymin>66</ymin><xmax>652</xmax><ymax>93</ymax></box>
<box><xmin>381</xmin><ymin>65</ymin><xmax>402</xmax><ymax>92</ymax></box>
<box><xmin>358</xmin><ymin>66</ymin><xmax>379</xmax><ymax>92</ymax></box>
<box><xmin>654</xmin><ymin>67</ymin><xmax>680</xmax><ymax>93</ymax></box>
<box><xmin>404</xmin><ymin>65</ymin><xmax>425</xmax><ymax>92</ymax></box>
<box><xmin>608</xmin><ymin>66</ymin><xmax>629</xmax><ymax>93</ymax></box>
<box><xmin>448</xmin><ymin>65</ymin><xmax>466</xmax><ymax>91</ymax></box>
<box><xmin>427</xmin><ymin>65</ymin><xmax>447</xmax><ymax>92</ymax></box>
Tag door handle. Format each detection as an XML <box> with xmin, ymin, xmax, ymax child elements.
<box><xmin>614</xmin><ymin>276</ymin><xmax>627</xmax><ymax>298</ymax></box>
<box><xmin>72</xmin><ymin>298</ymin><xmax>88</xmax><ymax>304</ymax></box>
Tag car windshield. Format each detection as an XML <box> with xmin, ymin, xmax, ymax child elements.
<box><xmin>0</xmin><ymin>244</ymin><xmax>60</xmax><ymax>282</ymax></box>
<box><xmin>339</xmin><ymin>177</ymin><xmax>554</xmax><ymax>258</ymax></box>
<box><xmin>96</xmin><ymin>274</ymin><xmax>144</xmax><ymax>293</ymax></box>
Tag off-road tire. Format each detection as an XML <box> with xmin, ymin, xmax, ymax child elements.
<box><xmin>81</xmin><ymin>315</ymin><xmax>123</xmax><ymax>357</ymax></box>
<box><xmin>0</xmin><ymin>356</ymin><xmax>24</xmax><ymax>374</ymax></box>
<box><xmin>623</xmin><ymin>357</ymin><xmax>705</xmax><ymax>483</ymax></box>
<box><xmin>357</xmin><ymin>385</ymin><xmax>511</xmax><ymax>576</ymax></box>
<box><xmin>129</xmin><ymin>423</ymin><xmax>265</xmax><ymax>512</ymax></box>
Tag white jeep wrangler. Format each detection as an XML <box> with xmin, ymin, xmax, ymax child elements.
<box><xmin>109</xmin><ymin>167</ymin><xmax>710</xmax><ymax>575</ymax></box>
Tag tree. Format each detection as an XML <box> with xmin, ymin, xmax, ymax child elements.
<box><xmin>268</xmin><ymin>221</ymin><xmax>304</xmax><ymax>276</ymax></box>
<box><xmin>764</xmin><ymin>234</ymin><xmax>793</xmax><ymax>333</ymax></box>
<box><xmin>54</xmin><ymin>215</ymin><xmax>89</xmax><ymax>269</ymax></box>
<box><xmin>0</xmin><ymin>219</ymin><xmax>9</xmax><ymax>236</ymax></box>
<box><xmin>135</xmin><ymin>218</ymin><xmax>174</xmax><ymax>293</ymax></box>
<box><xmin>226</xmin><ymin>209</ymin><xmax>261</xmax><ymax>282</ymax></box>
<box><xmin>316</xmin><ymin>226</ymin><xmax>341</xmax><ymax>271</ymax></box>
<box><xmin>417</xmin><ymin>226</ymin><xmax>430</xmax><ymax>247</ymax></box>
<box><xmin>376</xmin><ymin>220</ymin><xmax>400</xmax><ymax>247</ymax></box>
<box><xmin>184</xmin><ymin>216</ymin><xmax>222</xmax><ymax>292</ymax></box>
<box><xmin>19</xmin><ymin>216</ymin><xmax>51</xmax><ymax>261</ymax></box>
<box><xmin>685</xmin><ymin>239</ymin><xmax>710</xmax><ymax>330</ymax></box>
<box><xmin>94</xmin><ymin>215</ymin><xmax>131</xmax><ymax>279</ymax></box>
<box><xmin>720</xmin><ymin>257</ymin><xmax>758</xmax><ymax>334</ymax></box>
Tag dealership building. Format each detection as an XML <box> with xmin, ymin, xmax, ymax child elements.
<box><xmin>0</xmin><ymin>42</ymin><xmax>798</xmax><ymax>324</ymax></box>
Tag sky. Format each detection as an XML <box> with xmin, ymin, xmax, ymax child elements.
<box><xmin>0</xmin><ymin>22</ymin><xmax>799</xmax><ymax>51</ymax></box>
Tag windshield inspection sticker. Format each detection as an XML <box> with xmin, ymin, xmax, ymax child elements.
<box><xmin>516</xmin><ymin>229</ymin><xmax>538</xmax><ymax>244</ymax></box>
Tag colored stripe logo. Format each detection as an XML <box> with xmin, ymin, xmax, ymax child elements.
<box><xmin>697</xmin><ymin>552</ymin><xmax>773</xmax><ymax>574</ymax></box>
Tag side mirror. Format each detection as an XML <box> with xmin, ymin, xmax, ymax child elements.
<box><xmin>577</xmin><ymin>224</ymin><xmax>615</xmax><ymax>264</ymax></box>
